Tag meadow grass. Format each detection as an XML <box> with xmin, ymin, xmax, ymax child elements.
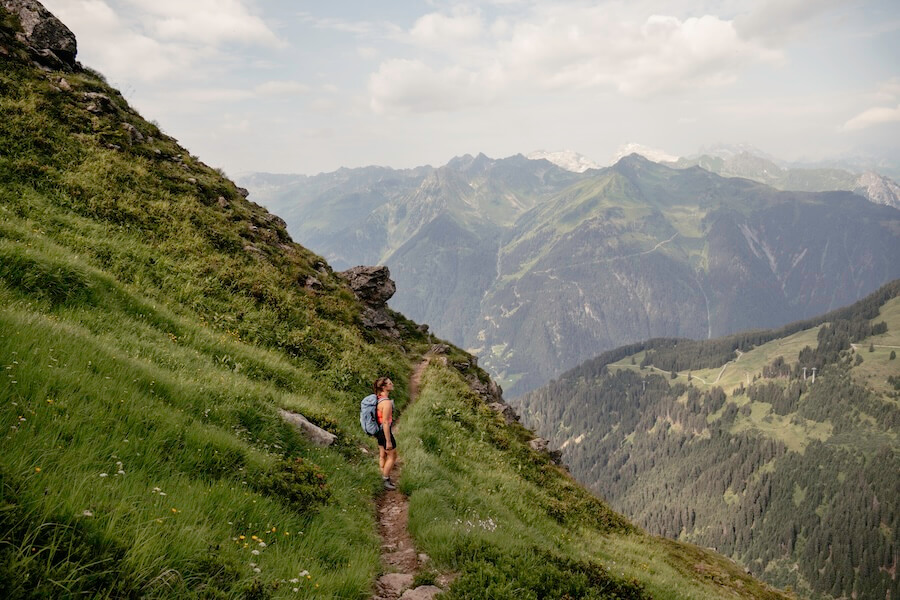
<box><xmin>399</xmin><ymin>363</ymin><xmax>787</xmax><ymax>599</ymax></box>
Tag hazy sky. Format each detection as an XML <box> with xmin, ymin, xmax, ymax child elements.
<box><xmin>42</xmin><ymin>0</ymin><xmax>900</xmax><ymax>176</ymax></box>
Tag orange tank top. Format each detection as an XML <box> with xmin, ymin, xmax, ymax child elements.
<box><xmin>376</xmin><ymin>397</ymin><xmax>393</xmax><ymax>425</ymax></box>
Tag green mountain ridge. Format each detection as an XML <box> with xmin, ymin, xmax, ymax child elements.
<box><xmin>241</xmin><ymin>152</ymin><xmax>900</xmax><ymax>399</ymax></box>
<box><xmin>0</xmin><ymin>4</ymin><xmax>791</xmax><ymax>598</ymax></box>
<box><xmin>514</xmin><ymin>280</ymin><xmax>900</xmax><ymax>600</ymax></box>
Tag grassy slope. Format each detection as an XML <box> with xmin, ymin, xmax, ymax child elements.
<box><xmin>403</xmin><ymin>366</ymin><xmax>788</xmax><ymax>600</ymax></box>
<box><xmin>604</xmin><ymin>296</ymin><xmax>900</xmax><ymax>452</ymax></box>
<box><xmin>0</xmin><ymin>9</ymin><xmax>790</xmax><ymax>599</ymax></box>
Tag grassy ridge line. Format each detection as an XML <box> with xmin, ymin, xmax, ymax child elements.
<box><xmin>401</xmin><ymin>363</ymin><xmax>789</xmax><ymax>599</ymax></box>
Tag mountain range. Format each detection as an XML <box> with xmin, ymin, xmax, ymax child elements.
<box><xmin>239</xmin><ymin>154</ymin><xmax>900</xmax><ymax>396</ymax></box>
<box><xmin>514</xmin><ymin>280</ymin><xmax>900</xmax><ymax>600</ymax></box>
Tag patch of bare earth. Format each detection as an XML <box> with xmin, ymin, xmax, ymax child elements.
<box><xmin>373</xmin><ymin>356</ymin><xmax>450</xmax><ymax>600</ymax></box>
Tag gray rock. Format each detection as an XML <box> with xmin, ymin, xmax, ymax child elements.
<box><xmin>529</xmin><ymin>437</ymin><xmax>549</xmax><ymax>453</ymax></box>
<box><xmin>338</xmin><ymin>266</ymin><xmax>400</xmax><ymax>337</ymax></box>
<box><xmin>399</xmin><ymin>585</ymin><xmax>443</xmax><ymax>600</ymax></box>
<box><xmin>488</xmin><ymin>402</ymin><xmax>519</xmax><ymax>424</ymax></box>
<box><xmin>120</xmin><ymin>122</ymin><xmax>143</xmax><ymax>143</ymax></box>
<box><xmin>376</xmin><ymin>573</ymin><xmax>414</xmax><ymax>597</ymax></box>
<box><xmin>303</xmin><ymin>276</ymin><xmax>323</xmax><ymax>291</ymax></box>
<box><xmin>277</xmin><ymin>409</ymin><xmax>336</xmax><ymax>447</ymax></box>
<box><xmin>217</xmin><ymin>196</ymin><xmax>229</xmax><ymax>209</ymax></box>
<box><xmin>2</xmin><ymin>0</ymin><xmax>77</xmax><ymax>68</ymax></box>
<box><xmin>429</xmin><ymin>344</ymin><xmax>449</xmax><ymax>355</ymax></box>
<box><xmin>83</xmin><ymin>91</ymin><xmax>114</xmax><ymax>114</ymax></box>
<box><xmin>338</xmin><ymin>265</ymin><xmax>396</xmax><ymax>308</ymax></box>
<box><xmin>236</xmin><ymin>186</ymin><xmax>249</xmax><ymax>198</ymax></box>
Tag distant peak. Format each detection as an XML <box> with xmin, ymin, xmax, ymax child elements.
<box><xmin>611</xmin><ymin>143</ymin><xmax>678</xmax><ymax>164</ymax></box>
<box><xmin>526</xmin><ymin>150</ymin><xmax>600</xmax><ymax>173</ymax></box>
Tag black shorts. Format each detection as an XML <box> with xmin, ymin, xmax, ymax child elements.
<box><xmin>375</xmin><ymin>426</ymin><xmax>396</xmax><ymax>449</ymax></box>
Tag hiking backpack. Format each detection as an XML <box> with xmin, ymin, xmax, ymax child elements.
<box><xmin>360</xmin><ymin>394</ymin><xmax>380</xmax><ymax>435</ymax></box>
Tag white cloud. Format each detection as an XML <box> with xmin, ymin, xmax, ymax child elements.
<box><xmin>41</xmin><ymin>0</ymin><xmax>283</xmax><ymax>82</ymax></box>
<box><xmin>842</xmin><ymin>105</ymin><xmax>900</xmax><ymax>131</ymax></box>
<box><xmin>369</xmin><ymin>59</ymin><xmax>500</xmax><ymax>113</ymax></box>
<box><xmin>124</xmin><ymin>0</ymin><xmax>283</xmax><ymax>47</ymax></box>
<box><xmin>408</xmin><ymin>9</ymin><xmax>485</xmax><ymax>47</ymax></box>
<box><xmin>369</xmin><ymin>3</ymin><xmax>784</xmax><ymax>113</ymax></box>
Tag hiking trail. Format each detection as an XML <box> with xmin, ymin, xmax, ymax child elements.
<box><xmin>373</xmin><ymin>355</ymin><xmax>449</xmax><ymax>600</ymax></box>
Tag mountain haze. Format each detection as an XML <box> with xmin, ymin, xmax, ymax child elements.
<box><xmin>242</xmin><ymin>155</ymin><xmax>900</xmax><ymax>395</ymax></box>
<box><xmin>669</xmin><ymin>150</ymin><xmax>900</xmax><ymax>209</ymax></box>
<box><xmin>0</xmin><ymin>3</ymin><xmax>792</xmax><ymax>598</ymax></box>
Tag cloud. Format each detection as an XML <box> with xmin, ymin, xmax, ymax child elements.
<box><xmin>734</xmin><ymin>0</ymin><xmax>844</xmax><ymax>44</ymax></box>
<box><xmin>254</xmin><ymin>80</ymin><xmax>310</xmax><ymax>96</ymax></box>
<box><xmin>408</xmin><ymin>9</ymin><xmax>485</xmax><ymax>47</ymax></box>
<box><xmin>842</xmin><ymin>105</ymin><xmax>900</xmax><ymax>131</ymax></box>
<box><xmin>369</xmin><ymin>3</ymin><xmax>784</xmax><ymax>113</ymax></box>
<box><xmin>124</xmin><ymin>0</ymin><xmax>284</xmax><ymax>47</ymax></box>
<box><xmin>369</xmin><ymin>59</ymin><xmax>500</xmax><ymax>113</ymax></box>
<box><xmin>41</xmin><ymin>0</ymin><xmax>283</xmax><ymax>82</ymax></box>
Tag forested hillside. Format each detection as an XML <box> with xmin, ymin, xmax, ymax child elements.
<box><xmin>0</xmin><ymin>4</ymin><xmax>792</xmax><ymax>598</ymax></box>
<box><xmin>515</xmin><ymin>281</ymin><xmax>900</xmax><ymax>599</ymax></box>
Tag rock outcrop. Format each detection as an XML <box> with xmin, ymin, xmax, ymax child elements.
<box><xmin>277</xmin><ymin>409</ymin><xmax>336</xmax><ymax>447</ymax></box>
<box><xmin>2</xmin><ymin>0</ymin><xmax>77</xmax><ymax>69</ymax></box>
<box><xmin>338</xmin><ymin>265</ymin><xmax>400</xmax><ymax>337</ymax></box>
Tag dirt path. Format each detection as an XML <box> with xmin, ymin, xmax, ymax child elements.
<box><xmin>373</xmin><ymin>356</ymin><xmax>444</xmax><ymax>600</ymax></box>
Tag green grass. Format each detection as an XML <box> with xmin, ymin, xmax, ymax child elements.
<box><xmin>397</xmin><ymin>364</ymin><xmax>788</xmax><ymax>599</ymax></box>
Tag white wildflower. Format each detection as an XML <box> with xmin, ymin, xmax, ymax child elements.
<box><xmin>82</xmin><ymin>510</ymin><xmax>93</xmax><ymax>517</ymax></box>
<box><xmin>251</xmin><ymin>550</ymin><xmax>260</xmax><ymax>556</ymax></box>
<box><xmin>99</xmin><ymin>473</ymin><xmax>108</xmax><ymax>478</ymax></box>
<box><xmin>253</xmin><ymin>567</ymin><xmax>261</xmax><ymax>573</ymax></box>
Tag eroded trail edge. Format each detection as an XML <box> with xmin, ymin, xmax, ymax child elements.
<box><xmin>373</xmin><ymin>356</ymin><xmax>443</xmax><ymax>600</ymax></box>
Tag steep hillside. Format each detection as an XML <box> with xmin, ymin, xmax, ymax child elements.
<box><xmin>0</xmin><ymin>4</ymin><xmax>791</xmax><ymax>599</ymax></box>
<box><xmin>241</xmin><ymin>155</ymin><xmax>900</xmax><ymax>397</ymax></box>
<box><xmin>515</xmin><ymin>281</ymin><xmax>900</xmax><ymax>599</ymax></box>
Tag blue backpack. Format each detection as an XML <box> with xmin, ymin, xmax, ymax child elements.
<box><xmin>360</xmin><ymin>394</ymin><xmax>380</xmax><ymax>435</ymax></box>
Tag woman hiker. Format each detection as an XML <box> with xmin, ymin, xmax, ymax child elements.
<box><xmin>374</xmin><ymin>377</ymin><xmax>397</xmax><ymax>490</ymax></box>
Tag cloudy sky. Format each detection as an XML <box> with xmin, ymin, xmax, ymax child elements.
<box><xmin>42</xmin><ymin>0</ymin><xmax>900</xmax><ymax>176</ymax></box>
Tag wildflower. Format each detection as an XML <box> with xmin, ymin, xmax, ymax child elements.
<box><xmin>253</xmin><ymin>567</ymin><xmax>261</xmax><ymax>573</ymax></box>
<box><xmin>117</xmin><ymin>470</ymin><xmax>125</xmax><ymax>476</ymax></box>
<box><xmin>171</xmin><ymin>508</ymin><xmax>178</xmax><ymax>513</ymax></box>
<box><xmin>293</xmin><ymin>588</ymin><xmax>299</xmax><ymax>593</ymax></box>
<box><xmin>152</xmin><ymin>487</ymin><xmax>161</xmax><ymax>493</ymax></box>
<box><xmin>251</xmin><ymin>535</ymin><xmax>258</xmax><ymax>541</ymax></box>
<box><xmin>239</xmin><ymin>535</ymin><xmax>246</xmax><ymax>540</ymax></box>
<box><xmin>271</xmin><ymin>527</ymin><xmax>276</xmax><ymax>532</ymax></box>
<box><xmin>159</xmin><ymin>492</ymin><xmax>167</xmax><ymax>496</ymax></box>
<box><xmin>299</xmin><ymin>570</ymin><xmax>309</xmax><ymax>577</ymax></box>
<box><xmin>82</xmin><ymin>510</ymin><xmax>93</xmax><ymax>517</ymax></box>
<box><xmin>99</xmin><ymin>473</ymin><xmax>108</xmax><ymax>478</ymax></box>
<box><xmin>34</xmin><ymin>467</ymin><xmax>41</xmax><ymax>473</ymax></box>
<box><xmin>290</xmin><ymin>578</ymin><xmax>299</xmax><ymax>583</ymax></box>
<box><xmin>249</xmin><ymin>562</ymin><xmax>257</xmax><ymax>568</ymax></box>
<box><xmin>251</xmin><ymin>550</ymin><xmax>260</xmax><ymax>556</ymax></box>
<box><xmin>258</xmin><ymin>541</ymin><xmax>266</xmax><ymax>548</ymax></box>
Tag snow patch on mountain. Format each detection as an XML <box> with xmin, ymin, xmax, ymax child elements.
<box><xmin>611</xmin><ymin>143</ymin><xmax>679</xmax><ymax>164</ymax></box>
<box><xmin>527</xmin><ymin>150</ymin><xmax>601</xmax><ymax>173</ymax></box>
